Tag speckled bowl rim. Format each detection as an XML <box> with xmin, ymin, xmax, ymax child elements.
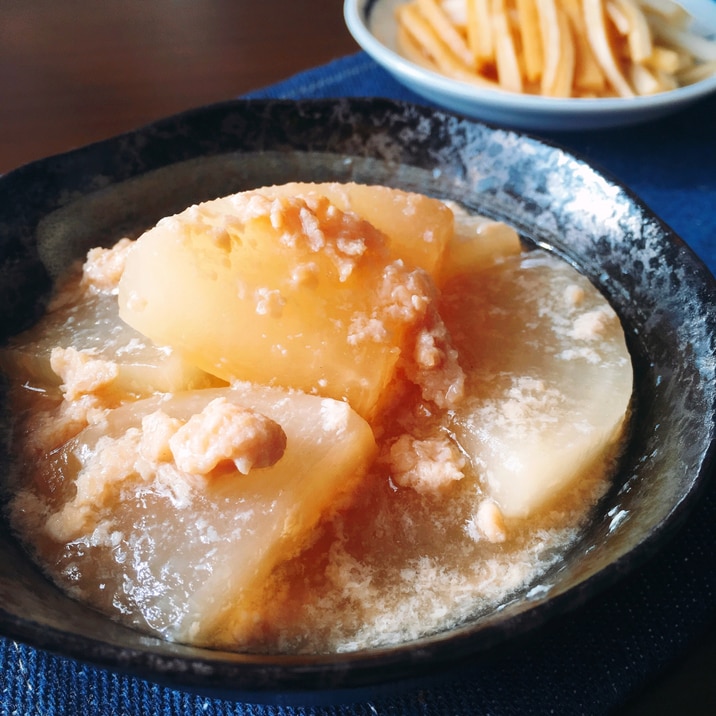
<box><xmin>0</xmin><ymin>98</ymin><xmax>714</xmax><ymax>704</ymax></box>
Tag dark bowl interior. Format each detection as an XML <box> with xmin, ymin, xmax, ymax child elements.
<box><xmin>0</xmin><ymin>98</ymin><xmax>714</xmax><ymax>703</ymax></box>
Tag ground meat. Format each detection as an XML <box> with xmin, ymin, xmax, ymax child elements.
<box><xmin>387</xmin><ymin>434</ymin><xmax>465</xmax><ymax>494</ymax></box>
<box><xmin>50</xmin><ymin>346</ymin><xmax>119</xmax><ymax>400</ymax></box>
<box><xmin>81</xmin><ymin>238</ymin><xmax>134</xmax><ymax>293</ymax></box>
<box><xmin>168</xmin><ymin>397</ymin><xmax>287</xmax><ymax>475</ymax></box>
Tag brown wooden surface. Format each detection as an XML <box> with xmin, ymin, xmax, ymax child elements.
<box><xmin>0</xmin><ymin>1</ymin><xmax>714</xmax><ymax>713</ymax></box>
<box><xmin>0</xmin><ymin>0</ymin><xmax>358</xmax><ymax>174</ymax></box>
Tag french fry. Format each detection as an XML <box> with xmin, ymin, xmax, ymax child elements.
<box><xmin>491</xmin><ymin>0</ymin><xmax>524</xmax><ymax>92</ymax></box>
<box><xmin>416</xmin><ymin>0</ymin><xmax>477</xmax><ymax>69</ymax></box>
<box><xmin>396</xmin><ymin>3</ymin><xmax>499</xmax><ymax>86</ymax></box>
<box><xmin>552</xmin><ymin>6</ymin><xmax>577</xmax><ymax>96</ymax></box>
<box><xmin>396</xmin><ymin>23</ymin><xmax>443</xmax><ymax>71</ymax></box>
<box><xmin>515</xmin><ymin>0</ymin><xmax>545</xmax><ymax>82</ymax></box>
<box><xmin>466</xmin><ymin>0</ymin><xmax>496</xmax><ymax>65</ymax></box>
<box><xmin>606</xmin><ymin>0</ymin><xmax>631</xmax><ymax>34</ymax></box>
<box><xmin>393</xmin><ymin>0</ymin><xmax>716</xmax><ymax>98</ymax></box>
<box><xmin>583</xmin><ymin>0</ymin><xmax>636</xmax><ymax>97</ymax></box>
<box><xmin>645</xmin><ymin>44</ymin><xmax>687</xmax><ymax>74</ymax></box>
<box><xmin>396</xmin><ymin>4</ymin><xmax>464</xmax><ymax>71</ymax></box>
<box><xmin>609</xmin><ymin>0</ymin><xmax>653</xmax><ymax>63</ymax></box>
<box><xmin>561</xmin><ymin>0</ymin><xmax>608</xmax><ymax>92</ymax></box>
<box><xmin>537</xmin><ymin>0</ymin><xmax>576</xmax><ymax>96</ymax></box>
<box><xmin>652</xmin><ymin>67</ymin><xmax>679</xmax><ymax>90</ymax></box>
<box><xmin>629</xmin><ymin>62</ymin><xmax>662</xmax><ymax>92</ymax></box>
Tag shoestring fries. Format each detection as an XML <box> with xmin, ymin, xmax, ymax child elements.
<box><xmin>394</xmin><ymin>0</ymin><xmax>716</xmax><ymax>97</ymax></box>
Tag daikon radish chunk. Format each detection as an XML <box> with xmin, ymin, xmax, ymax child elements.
<box><xmin>264</xmin><ymin>185</ymin><xmax>522</xmax><ymax>282</ymax></box>
<box><xmin>253</xmin><ymin>182</ymin><xmax>455</xmax><ymax>277</ymax></box>
<box><xmin>445</xmin><ymin>250</ymin><xmax>632</xmax><ymax>518</ymax></box>
<box><xmin>118</xmin><ymin>186</ymin><xmax>449</xmax><ymax>419</ymax></box>
<box><xmin>17</xmin><ymin>383</ymin><xmax>376</xmax><ymax>646</ymax></box>
<box><xmin>0</xmin><ymin>286</ymin><xmax>214</xmax><ymax>398</ymax></box>
<box><xmin>439</xmin><ymin>203</ymin><xmax>523</xmax><ymax>280</ymax></box>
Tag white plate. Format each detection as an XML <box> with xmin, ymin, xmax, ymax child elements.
<box><xmin>344</xmin><ymin>0</ymin><xmax>716</xmax><ymax>130</ymax></box>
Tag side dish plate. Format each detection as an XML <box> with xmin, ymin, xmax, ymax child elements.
<box><xmin>0</xmin><ymin>98</ymin><xmax>714</xmax><ymax>703</ymax></box>
<box><xmin>344</xmin><ymin>0</ymin><xmax>716</xmax><ymax>130</ymax></box>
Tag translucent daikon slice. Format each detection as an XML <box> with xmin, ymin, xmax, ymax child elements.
<box><xmin>445</xmin><ymin>250</ymin><xmax>632</xmax><ymax>518</ymax></box>
<box><xmin>0</xmin><ymin>288</ymin><xmax>214</xmax><ymax>397</ymax></box>
<box><xmin>14</xmin><ymin>383</ymin><xmax>376</xmax><ymax>646</ymax></box>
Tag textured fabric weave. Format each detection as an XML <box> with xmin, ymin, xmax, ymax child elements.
<box><xmin>1</xmin><ymin>51</ymin><xmax>715</xmax><ymax>716</ymax></box>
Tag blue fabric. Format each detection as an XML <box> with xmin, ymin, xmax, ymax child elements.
<box><xmin>2</xmin><ymin>52</ymin><xmax>715</xmax><ymax>716</ymax></box>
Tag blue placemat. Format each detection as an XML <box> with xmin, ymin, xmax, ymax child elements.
<box><xmin>1</xmin><ymin>52</ymin><xmax>715</xmax><ymax>716</ymax></box>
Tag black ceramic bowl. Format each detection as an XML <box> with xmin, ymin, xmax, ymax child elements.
<box><xmin>0</xmin><ymin>98</ymin><xmax>714</xmax><ymax>704</ymax></box>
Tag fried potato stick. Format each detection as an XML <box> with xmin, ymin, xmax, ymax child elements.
<box><xmin>417</xmin><ymin>0</ymin><xmax>477</xmax><ymax>68</ymax></box>
<box><xmin>537</xmin><ymin>0</ymin><xmax>575</xmax><ymax>96</ymax></box>
<box><xmin>515</xmin><ymin>0</ymin><xmax>544</xmax><ymax>82</ymax></box>
<box><xmin>397</xmin><ymin>3</ymin><xmax>499</xmax><ymax>86</ymax></box>
<box><xmin>466</xmin><ymin>0</ymin><xmax>496</xmax><ymax>65</ymax></box>
<box><xmin>609</xmin><ymin>0</ymin><xmax>653</xmax><ymax>62</ymax></box>
<box><xmin>561</xmin><ymin>0</ymin><xmax>608</xmax><ymax>92</ymax></box>
<box><xmin>583</xmin><ymin>0</ymin><xmax>635</xmax><ymax>97</ymax></box>
<box><xmin>492</xmin><ymin>0</ymin><xmax>524</xmax><ymax>92</ymax></box>
<box><xmin>393</xmin><ymin>0</ymin><xmax>715</xmax><ymax>97</ymax></box>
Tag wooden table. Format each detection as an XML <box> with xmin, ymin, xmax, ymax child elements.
<box><xmin>0</xmin><ymin>2</ymin><xmax>714</xmax><ymax>714</ymax></box>
<box><xmin>0</xmin><ymin>0</ymin><xmax>358</xmax><ymax>174</ymax></box>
